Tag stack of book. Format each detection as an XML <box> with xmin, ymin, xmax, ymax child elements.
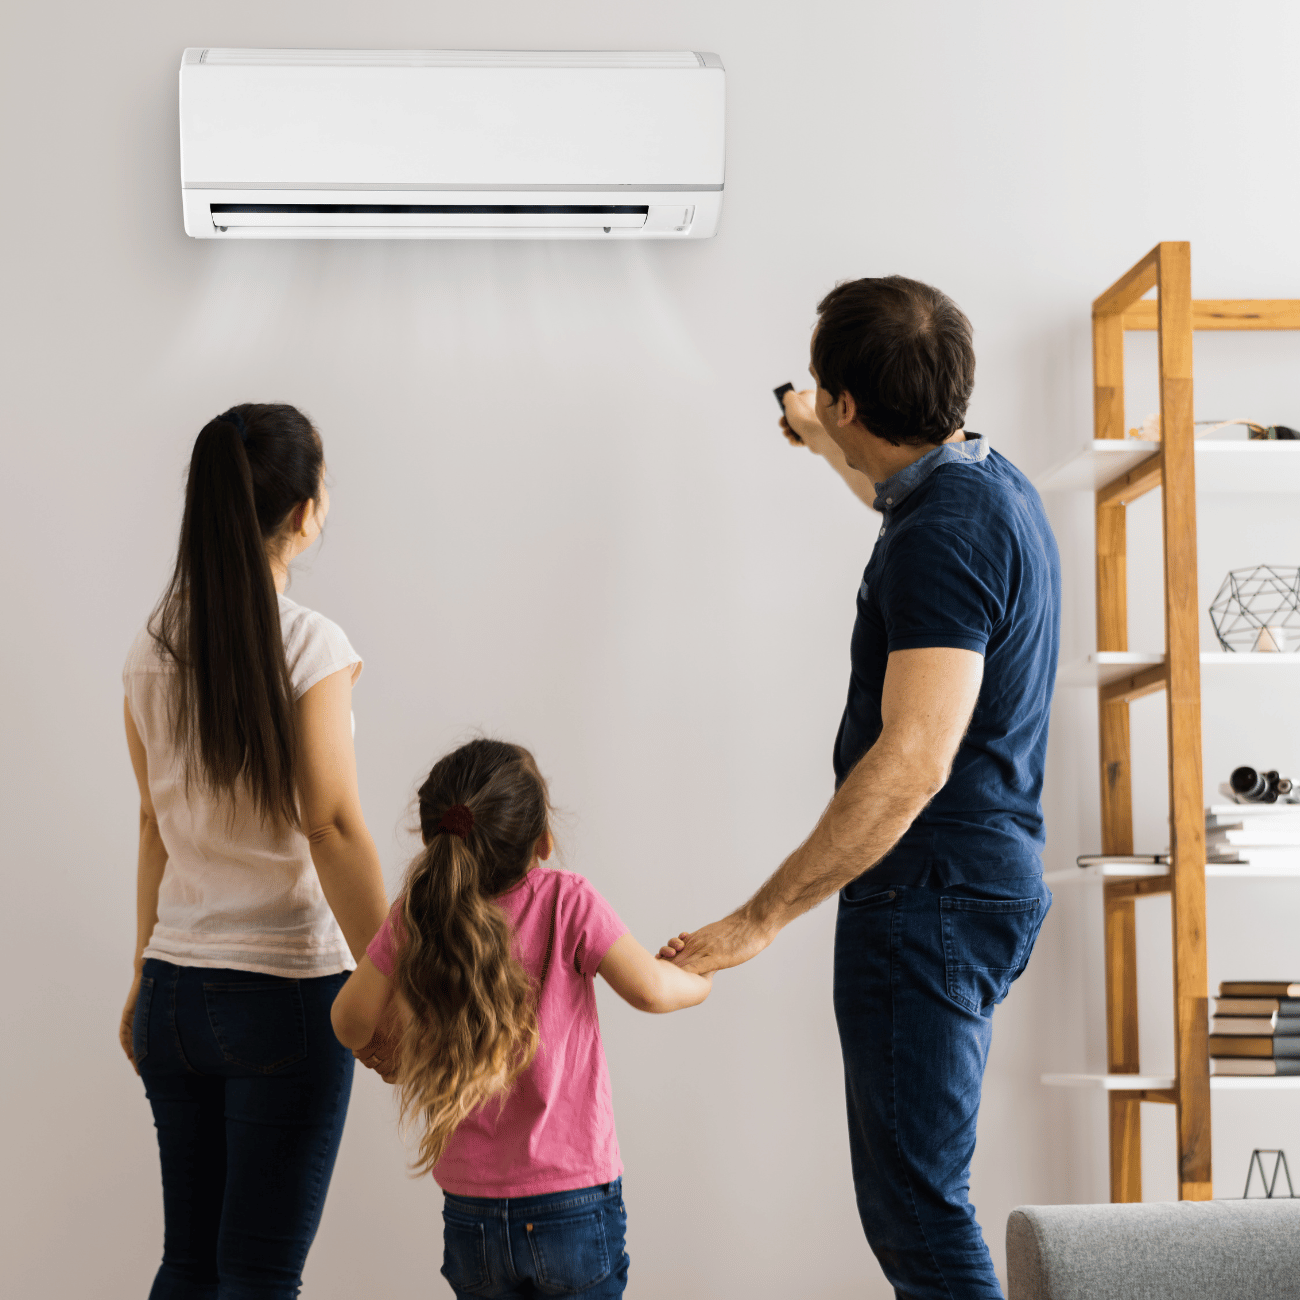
<box><xmin>1210</xmin><ymin>981</ymin><xmax>1300</xmax><ymax>1076</ymax></box>
<box><xmin>1206</xmin><ymin>801</ymin><xmax>1300</xmax><ymax>869</ymax></box>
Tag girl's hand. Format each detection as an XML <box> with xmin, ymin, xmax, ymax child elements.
<box><xmin>658</xmin><ymin>932</ymin><xmax>692</xmax><ymax>960</ymax></box>
<box><xmin>120</xmin><ymin>974</ymin><xmax>142</xmax><ymax>1075</ymax></box>
<box><xmin>354</xmin><ymin>1001</ymin><xmax>403</xmax><ymax>1083</ymax></box>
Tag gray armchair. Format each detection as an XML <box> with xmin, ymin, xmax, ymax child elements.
<box><xmin>1006</xmin><ymin>1199</ymin><xmax>1300</xmax><ymax>1299</ymax></box>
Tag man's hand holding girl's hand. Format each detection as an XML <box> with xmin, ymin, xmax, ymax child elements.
<box><xmin>658</xmin><ymin>909</ymin><xmax>775</xmax><ymax>976</ymax></box>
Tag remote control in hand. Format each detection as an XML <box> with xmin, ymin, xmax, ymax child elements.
<box><xmin>773</xmin><ymin>383</ymin><xmax>800</xmax><ymax>443</ymax></box>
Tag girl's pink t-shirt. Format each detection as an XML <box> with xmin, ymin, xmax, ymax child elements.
<box><xmin>367</xmin><ymin>867</ymin><xmax>628</xmax><ymax>1198</ymax></box>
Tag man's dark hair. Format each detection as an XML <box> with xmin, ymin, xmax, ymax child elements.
<box><xmin>812</xmin><ymin>276</ymin><xmax>975</xmax><ymax>447</ymax></box>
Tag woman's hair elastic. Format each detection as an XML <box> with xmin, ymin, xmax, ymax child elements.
<box><xmin>437</xmin><ymin>804</ymin><xmax>475</xmax><ymax>839</ymax></box>
<box><xmin>219</xmin><ymin>407</ymin><xmax>249</xmax><ymax>444</ymax></box>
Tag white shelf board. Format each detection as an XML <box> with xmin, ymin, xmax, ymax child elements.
<box><xmin>1046</xmin><ymin>862</ymin><xmax>1300</xmax><ymax>885</ymax></box>
<box><xmin>1058</xmin><ymin>652</ymin><xmax>1163</xmax><ymax>687</ymax></box>
<box><xmin>1042</xmin><ymin>1073</ymin><xmax>1300</xmax><ymax>1091</ymax></box>
<box><xmin>1058</xmin><ymin>651</ymin><xmax>1300</xmax><ymax>687</ymax></box>
<box><xmin>1200</xmin><ymin>652</ymin><xmax>1300</xmax><ymax>668</ymax></box>
<box><xmin>1043</xmin><ymin>1072</ymin><xmax>1174</xmax><ymax>1090</ymax></box>
<box><xmin>1207</xmin><ymin>862</ymin><xmax>1300</xmax><ymax>878</ymax></box>
<box><xmin>1034</xmin><ymin>438</ymin><xmax>1300</xmax><ymax>494</ymax></box>
<box><xmin>1044</xmin><ymin>863</ymin><xmax>1166</xmax><ymax>885</ymax></box>
<box><xmin>1207</xmin><ymin>1076</ymin><xmax>1300</xmax><ymax>1090</ymax></box>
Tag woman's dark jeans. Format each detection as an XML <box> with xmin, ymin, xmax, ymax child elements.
<box><xmin>440</xmin><ymin>1179</ymin><xmax>629</xmax><ymax>1298</ymax></box>
<box><xmin>134</xmin><ymin>958</ymin><xmax>353</xmax><ymax>1299</ymax></box>
<box><xmin>833</xmin><ymin>873</ymin><xmax>1051</xmax><ymax>1300</ymax></box>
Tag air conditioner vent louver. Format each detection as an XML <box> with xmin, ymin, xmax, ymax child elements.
<box><xmin>180</xmin><ymin>48</ymin><xmax>725</xmax><ymax>239</ymax></box>
<box><xmin>199</xmin><ymin>48</ymin><xmax>705</xmax><ymax>69</ymax></box>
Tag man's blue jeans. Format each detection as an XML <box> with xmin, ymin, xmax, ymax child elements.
<box><xmin>833</xmin><ymin>873</ymin><xmax>1050</xmax><ymax>1300</ymax></box>
<box><xmin>135</xmin><ymin>959</ymin><xmax>353</xmax><ymax>1299</ymax></box>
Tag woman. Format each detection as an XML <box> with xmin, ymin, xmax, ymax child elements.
<box><xmin>119</xmin><ymin>404</ymin><xmax>390</xmax><ymax>1298</ymax></box>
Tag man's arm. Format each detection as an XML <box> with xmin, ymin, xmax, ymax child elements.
<box><xmin>780</xmin><ymin>388</ymin><xmax>878</xmax><ymax>510</ymax></box>
<box><xmin>663</xmin><ymin>646</ymin><xmax>984</xmax><ymax>974</ymax></box>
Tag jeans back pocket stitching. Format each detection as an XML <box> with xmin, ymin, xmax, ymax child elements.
<box><xmin>527</xmin><ymin>1210</ymin><xmax>611</xmax><ymax>1293</ymax></box>
<box><xmin>133</xmin><ymin>976</ymin><xmax>155</xmax><ymax>1067</ymax></box>
<box><xmin>441</xmin><ymin>1217</ymin><xmax>490</xmax><ymax>1294</ymax></box>
<box><xmin>202</xmin><ymin>981</ymin><xmax>308</xmax><ymax>1073</ymax></box>
<box><xmin>941</xmin><ymin>899</ymin><xmax>1043</xmax><ymax>1013</ymax></box>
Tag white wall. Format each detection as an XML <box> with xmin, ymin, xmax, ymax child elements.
<box><xmin>5</xmin><ymin>1</ymin><xmax>1300</xmax><ymax>1295</ymax></box>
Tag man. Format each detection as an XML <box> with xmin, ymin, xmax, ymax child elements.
<box><xmin>663</xmin><ymin>276</ymin><xmax>1060</xmax><ymax>1298</ymax></box>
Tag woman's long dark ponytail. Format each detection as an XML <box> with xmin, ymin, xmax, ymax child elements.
<box><xmin>395</xmin><ymin>739</ymin><xmax>552</xmax><ymax>1175</ymax></box>
<box><xmin>150</xmin><ymin>403</ymin><xmax>323</xmax><ymax>826</ymax></box>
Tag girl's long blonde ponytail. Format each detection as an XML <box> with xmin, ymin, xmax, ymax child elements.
<box><xmin>393</xmin><ymin>739</ymin><xmax>551</xmax><ymax>1176</ymax></box>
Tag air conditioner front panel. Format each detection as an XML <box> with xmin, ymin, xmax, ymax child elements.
<box><xmin>180</xmin><ymin>58</ymin><xmax>725</xmax><ymax>190</ymax></box>
<box><xmin>185</xmin><ymin>188</ymin><xmax>715</xmax><ymax>238</ymax></box>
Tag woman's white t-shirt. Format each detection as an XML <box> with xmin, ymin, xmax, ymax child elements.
<box><xmin>123</xmin><ymin>594</ymin><xmax>362</xmax><ymax>978</ymax></box>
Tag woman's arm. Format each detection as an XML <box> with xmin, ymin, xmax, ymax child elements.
<box><xmin>121</xmin><ymin>698</ymin><xmax>167</xmax><ymax>1073</ymax></box>
<box><xmin>598</xmin><ymin>934</ymin><xmax>712</xmax><ymax>1014</ymax></box>
<box><xmin>296</xmin><ymin>667</ymin><xmax>390</xmax><ymax>963</ymax></box>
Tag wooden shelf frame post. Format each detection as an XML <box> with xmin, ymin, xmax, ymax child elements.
<box><xmin>1155</xmin><ymin>245</ymin><xmax>1212</xmax><ymax>1201</ymax></box>
<box><xmin>1090</xmin><ymin>242</ymin><xmax>1211</xmax><ymax>1202</ymax></box>
<box><xmin>1092</xmin><ymin>262</ymin><xmax>1142</xmax><ymax>1203</ymax></box>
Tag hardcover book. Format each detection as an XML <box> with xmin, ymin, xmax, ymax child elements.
<box><xmin>1209</xmin><ymin>1015</ymin><xmax>1300</xmax><ymax>1036</ymax></box>
<box><xmin>1206</xmin><ymin>827</ymin><xmax>1300</xmax><ymax>848</ymax></box>
<box><xmin>1213</xmin><ymin>997</ymin><xmax>1300</xmax><ymax>1016</ymax></box>
<box><xmin>1210</xmin><ymin>1057</ymin><xmax>1300</xmax><ymax>1076</ymax></box>
<box><xmin>1219</xmin><ymin>981</ymin><xmax>1300</xmax><ymax>998</ymax></box>
<box><xmin>1208</xmin><ymin>1035</ymin><xmax>1300</xmax><ymax>1058</ymax></box>
<box><xmin>1205</xmin><ymin>848</ymin><xmax>1300</xmax><ymax>867</ymax></box>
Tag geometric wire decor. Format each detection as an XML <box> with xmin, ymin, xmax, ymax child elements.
<box><xmin>1242</xmin><ymin>1148</ymin><xmax>1295</xmax><ymax>1199</ymax></box>
<box><xmin>1209</xmin><ymin>566</ymin><xmax>1300</xmax><ymax>653</ymax></box>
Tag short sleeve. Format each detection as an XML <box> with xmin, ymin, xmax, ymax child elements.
<box><xmin>564</xmin><ymin>876</ymin><xmax>629</xmax><ymax>977</ymax></box>
<box><xmin>876</xmin><ymin>524</ymin><xmax>1005</xmax><ymax>655</ymax></box>
<box><xmin>366</xmin><ymin>900</ymin><xmax>404</xmax><ymax>978</ymax></box>
<box><xmin>280</xmin><ymin>599</ymin><xmax>363</xmax><ymax>699</ymax></box>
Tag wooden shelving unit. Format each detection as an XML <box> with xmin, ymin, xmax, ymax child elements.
<box><xmin>1037</xmin><ymin>243</ymin><xmax>1300</xmax><ymax>1202</ymax></box>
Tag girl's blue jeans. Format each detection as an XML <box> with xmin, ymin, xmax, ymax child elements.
<box><xmin>134</xmin><ymin>958</ymin><xmax>353</xmax><ymax>1299</ymax></box>
<box><xmin>440</xmin><ymin>1179</ymin><xmax>629</xmax><ymax>1298</ymax></box>
<box><xmin>833</xmin><ymin>873</ymin><xmax>1051</xmax><ymax>1300</ymax></box>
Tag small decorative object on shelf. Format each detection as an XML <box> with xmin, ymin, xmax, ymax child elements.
<box><xmin>1242</xmin><ymin>1149</ymin><xmax>1295</xmax><ymax>1198</ymax></box>
<box><xmin>1075</xmin><ymin>853</ymin><xmax>1168</xmax><ymax>868</ymax></box>
<box><xmin>1209</xmin><ymin>566</ymin><xmax>1300</xmax><ymax>653</ymax></box>
<box><xmin>1228</xmin><ymin>766</ymin><xmax>1297</xmax><ymax>804</ymax></box>
<box><xmin>1123</xmin><ymin>415</ymin><xmax>1300</xmax><ymax>441</ymax></box>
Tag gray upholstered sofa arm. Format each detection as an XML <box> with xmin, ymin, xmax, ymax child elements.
<box><xmin>1006</xmin><ymin>1200</ymin><xmax>1300</xmax><ymax>1300</ymax></box>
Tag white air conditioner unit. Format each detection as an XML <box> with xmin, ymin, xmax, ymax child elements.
<box><xmin>179</xmin><ymin>49</ymin><xmax>725</xmax><ymax>240</ymax></box>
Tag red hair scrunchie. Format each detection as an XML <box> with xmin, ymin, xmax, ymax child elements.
<box><xmin>437</xmin><ymin>804</ymin><xmax>475</xmax><ymax>840</ymax></box>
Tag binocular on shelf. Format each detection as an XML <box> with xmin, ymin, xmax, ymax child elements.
<box><xmin>1230</xmin><ymin>766</ymin><xmax>1296</xmax><ymax>803</ymax></box>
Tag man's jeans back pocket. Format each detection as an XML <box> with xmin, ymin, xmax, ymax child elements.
<box><xmin>202</xmin><ymin>979</ymin><xmax>307</xmax><ymax>1073</ymax></box>
<box><xmin>940</xmin><ymin>896</ymin><xmax>1045</xmax><ymax>1014</ymax></box>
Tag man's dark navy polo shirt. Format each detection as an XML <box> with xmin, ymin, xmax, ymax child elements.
<box><xmin>833</xmin><ymin>435</ymin><xmax>1061</xmax><ymax>885</ymax></box>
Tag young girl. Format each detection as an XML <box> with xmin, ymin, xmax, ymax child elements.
<box><xmin>331</xmin><ymin>738</ymin><xmax>711</xmax><ymax>1298</ymax></box>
